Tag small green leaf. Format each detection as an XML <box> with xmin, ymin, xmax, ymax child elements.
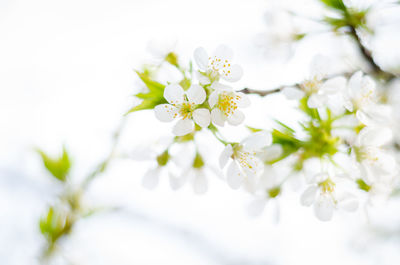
<box><xmin>319</xmin><ymin>0</ymin><xmax>346</xmax><ymax>11</ymax></box>
<box><xmin>127</xmin><ymin>71</ymin><xmax>167</xmax><ymax>114</ymax></box>
<box><xmin>37</xmin><ymin>146</ymin><xmax>71</xmax><ymax>182</ymax></box>
<box><xmin>246</xmin><ymin>125</ymin><xmax>263</xmax><ymax>133</ymax></box>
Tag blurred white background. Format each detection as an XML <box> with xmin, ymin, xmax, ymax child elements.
<box><xmin>1</xmin><ymin>0</ymin><xmax>400</xmax><ymax>264</ymax></box>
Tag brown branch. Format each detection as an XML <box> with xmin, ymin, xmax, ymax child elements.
<box><xmin>349</xmin><ymin>26</ymin><xmax>396</xmax><ymax>81</ymax></box>
<box><xmin>239</xmin><ymin>86</ymin><xmax>285</xmax><ymax>96</ymax></box>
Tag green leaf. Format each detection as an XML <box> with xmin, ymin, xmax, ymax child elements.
<box><xmin>319</xmin><ymin>0</ymin><xmax>346</xmax><ymax>11</ymax></box>
<box><xmin>127</xmin><ymin>71</ymin><xmax>167</xmax><ymax>114</ymax></box>
<box><xmin>246</xmin><ymin>125</ymin><xmax>263</xmax><ymax>133</ymax></box>
<box><xmin>37</xmin><ymin>146</ymin><xmax>71</xmax><ymax>182</ymax></box>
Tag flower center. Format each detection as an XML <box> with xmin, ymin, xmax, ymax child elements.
<box><xmin>209</xmin><ymin>56</ymin><xmax>231</xmax><ymax>71</ymax></box>
<box><xmin>178</xmin><ymin>102</ymin><xmax>195</xmax><ymax>119</ymax></box>
<box><xmin>217</xmin><ymin>92</ymin><xmax>239</xmax><ymax>116</ymax></box>
<box><xmin>301</xmin><ymin>78</ymin><xmax>321</xmax><ymax>94</ymax></box>
<box><xmin>319</xmin><ymin>178</ymin><xmax>335</xmax><ymax>194</ymax></box>
<box><xmin>354</xmin><ymin>90</ymin><xmax>373</xmax><ymax>109</ymax></box>
<box><xmin>235</xmin><ymin>150</ymin><xmax>258</xmax><ymax>175</ymax></box>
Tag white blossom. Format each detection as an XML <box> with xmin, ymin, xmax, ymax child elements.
<box><xmin>193</xmin><ymin>45</ymin><xmax>243</xmax><ymax>85</ymax></box>
<box><xmin>246</xmin><ymin>165</ymin><xmax>282</xmax><ymax>217</ymax></box>
<box><xmin>300</xmin><ymin>173</ymin><xmax>359</xmax><ymax>221</ymax></box>
<box><xmin>208</xmin><ymin>83</ymin><xmax>250</xmax><ymax>127</ymax></box>
<box><xmin>352</xmin><ymin>126</ymin><xmax>396</xmax><ymax>180</ymax></box>
<box><xmin>282</xmin><ymin>55</ymin><xmax>347</xmax><ymax>111</ymax></box>
<box><xmin>219</xmin><ymin>132</ymin><xmax>272</xmax><ymax>189</ymax></box>
<box><xmin>155</xmin><ymin>84</ymin><xmax>211</xmax><ymax>136</ymax></box>
<box><xmin>254</xmin><ymin>10</ymin><xmax>300</xmax><ymax>60</ymax></box>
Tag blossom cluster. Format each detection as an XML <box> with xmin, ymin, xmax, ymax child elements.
<box><xmin>130</xmin><ymin>42</ymin><xmax>399</xmax><ymax>222</ymax></box>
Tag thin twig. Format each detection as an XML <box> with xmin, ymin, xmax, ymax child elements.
<box><xmin>348</xmin><ymin>26</ymin><xmax>396</xmax><ymax>81</ymax></box>
<box><xmin>239</xmin><ymin>87</ymin><xmax>285</xmax><ymax>96</ymax></box>
<box><xmin>82</xmin><ymin>116</ymin><xmax>128</xmax><ymax>190</ymax></box>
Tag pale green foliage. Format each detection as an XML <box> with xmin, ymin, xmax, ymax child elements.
<box><xmin>127</xmin><ymin>70</ymin><xmax>167</xmax><ymax>113</ymax></box>
<box><xmin>37</xmin><ymin>146</ymin><xmax>71</xmax><ymax>182</ymax></box>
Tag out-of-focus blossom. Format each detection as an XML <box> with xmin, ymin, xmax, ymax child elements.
<box><xmin>301</xmin><ymin>172</ymin><xmax>359</xmax><ymax>221</ymax></box>
<box><xmin>254</xmin><ymin>10</ymin><xmax>303</xmax><ymax>60</ymax></box>
<box><xmin>219</xmin><ymin>132</ymin><xmax>272</xmax><ymax>189</ymax></box>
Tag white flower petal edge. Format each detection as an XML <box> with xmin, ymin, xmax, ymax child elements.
<box><xmin>219</xmin><ymin>144</ymin><xmax>233</xmax><ymax>168</ymax></box>
<box><xmin>193</xmin><ymin>171</ymin><xmax>208</xmax><ymax>194</ymax></box>
<box><xmin>193</xmin><ymin>108</ymin><xmax>211</xmax><ymax>128</ymax></box>
<box><xmin>247</xmin><ymin>198</ymin><xmax>267</xmax><ymax>217</ymax></box>
<box><xmin>227</xmin><ymin>161</ymin><xmax>243</xmax><ymax>189</ymax></box>
<box><xmin>154</xmin><ymin>104</ymin><xmax>178</xmax><ymax>122</ymax></box>
<box><xmin>164</xmin><ymin>84</ymin><xmax>185</xmax><ymax>104</ymax></box>
<box><xmin>173</xmin><ymin>119</ymin><xmax>194</xmax><ymax>136</ymax></box>
<box><xmin>211</xmin><ymin>108</ymin><xmax>226</xmax><ymax>127</ymax></box>
<box><xmin>187</xmin><ymin>84</ymin><xmax>206</xmax><ymax>104</ymax></box>
<box><xmin>142</xmin><ymin>167</ymin><xmax>161</xmax><ymax>190</ymax></box>
<box><xmin>193</xmin><ymin>47</ymin><xmax>208</xmax><ymax>71</ymax></box>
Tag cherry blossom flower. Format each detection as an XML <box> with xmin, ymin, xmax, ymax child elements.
<box><xmin>351</xmin><ymin>126</ymin><xmax>396</xmax><ymax>179</ymax></box>
<box><xmin>155</xmin><ymin>84</ymin><xmax>210</xmax><ymax>136</ymax></box>
<box><xmin>254</xmin><ymin>10</ymin><xmax>301</xmax><ymax>60</ymax></box>
<box><xmin>282</xmin><ymin>55</ymin><xmax>346</xmax><ymax>111</ymax></box>
<box><xmin>343</xmin><ymin>71</ymin><xmax>390</xmax><ymax>124</ymax></box>
<box><xmin>208</xmin><ymin>83</ymin><xmax>250</xmax><ymax>127</ymax></box>
<box><xmin>246</xmin><ymin>165</ymin><xmax>282</xmax><ymax>217</ymax></box>
<box><xmin>193</xmin><ymin>45</ymin><xmax>243</xmax><ymax>85</ymax></box>
<box><xmin>300</xmin><ymin>173</ymin><xmax>359</xmax><ymax>221</ymax></box>
<box><xmin>219</xmin><ymin>132</ymin><xmax>272</xmax><ymax>189</ymax></box>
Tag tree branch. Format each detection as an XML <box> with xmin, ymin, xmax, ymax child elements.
<box><xmin>239</xmin><ymin>86</ymin><xmax>285</xmax><ymax>96</ymax></box>
<box><xmin>349</xmin><ymin>26</ymin><xmax>396</xmax><ymax>81</ymax></box>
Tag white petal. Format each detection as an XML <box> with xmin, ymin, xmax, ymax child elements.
<box><xmin>211</xmin><ymin>108</ymin><xmax>226</xmax><ymax>126</ymax></box>
<box><xmin>219</xmin><ymin>144</ymin><xmax>233</xmax><ymax>168</ymax></box>
<box><xmin>307</xmin><ymin>94</ymin><xmax>324</xmax><ymax>108</ymax></box>
<box><xmin>227</xmin><ymin>161</ymin><xmax>243</xmax><ymax>189</ymax></box>
<box><xmin>193</xmin><ymin>171</ymin><xmax>208</xmax><ymax>194</ymax></box>
<box><xmin>210</xmin><ymin>82</ymin><xmax>232</xmax><ymax>91</ymax></box>
<box><xmin>361</xmin><ymin>75</ymin><xmax>376</xmax><ymax>95</ymax></box>
<box><xmin>258</xmin><ymin>144</ymin><xmax>283</xmax><ymax>162</ymax></box>
<box><xmin>164</xmin><ymin>84</ymin><xmax>184</xmax><ymax>105</ymax></box>
<box><xmin>172</xmin><ymin>119</ymin><xmax>194</xmax><ymax>136</ymax></box>
<box><xmin>282</xmin><ymin>86</ymin><xmax>305</xmax><ymax>100</ymax></box>
<box><xmin>169</xmin><ymin>173</ymin><xmax>186</xmax><ymax>190</ymax></box>
<box><xmin>195</xmin><ymin>71</ymin><xmax>211</xmax><ymax>85</ymax></box>
<box><xmin>142</xmin><ymin>167</ymin><xmax>160</xmax><ymax>190</ymax></box>
<box><xmin>154</xmin><ymin>104</ymin><xmax>178</xmax><ymax>122</ymax></box>
<box><xmin>187</xmin><ymin>84</ymin><xmax>206</xmax><ymax>104</ymax></box>
<box><xmin>227</xmin><ymin>110</ymin><xmax>245</xmax><ymax>126</ymax></box>
<box><xmin>222</xmin><ymin>64</ymin><xmax>243</xmax><ymax>82</ymax></box>
<box><xmin>348</xmin><ymin>71</ymin><xmax>363</xmax><ymax>98</ymax></box>
<box><xmin>242</xmin><ymin>131</ymin><xmax>272</xmax><ymax>150</ymax></box>
<box><xmin>193</xmin><ymin>47</ymin><xmax>208</xmax><ymax>71</ymax></box>
<box><xmin>193</xmin><ymin>108</ymin><xmax>210</xmax><ymax>128</ymax></box>
<box><xmin>235</xmin><ymin>92</ymin><xmax>250</xmax><ymax>107</ymax></box>
<box><xmin>313</xmin><ymin>195</ymin><xmax>335</xmax><ymax>221</ymax></box>
<box><xmin>321</xmin><ymin>76</ymin><xmax>347</xmax><ymax>94</ymax></box>
<box><xmin>358</xmin><ymin>127</ymin><xmax>392</xmax><ymax>147</ymax></box>
<box><xmin>208</xmin><ymin>90</ymin><xmax>219</xmax><ymax>108</ymax></box>
<box><xmin>300</xmin><ymin>186</ymin><xmax>318</xmax><ymax>206</ymax></box>
<box><xmin>214</xmin><ymin>44</ymin><xmax>233</xmax><ymax>61</ymax></box>
<box><xmin>310</xmin><ymin>54</ymin><xmax>331</xmax><ymax>80</ymax></box>
<box><xmin>337</xmin><ymin>193</ymin><xmax>359</xmax><ymax>212</ymax></box>
<box><xmin>247</xmin><ymin>198</ymin><xmax>267</xmax><ymax>217</ymax></box>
